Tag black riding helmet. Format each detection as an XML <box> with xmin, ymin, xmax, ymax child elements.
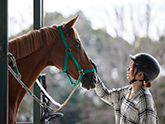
<box><xmin>129</xmin><ymin>53</ymin><xmax>160</xmax><ymax>83</ymax></box>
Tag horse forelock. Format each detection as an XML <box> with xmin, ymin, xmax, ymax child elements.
<box><xmin>9</xmin><ymin>25</ymin><xmax>59</xmax><ymax>62</ymax></box>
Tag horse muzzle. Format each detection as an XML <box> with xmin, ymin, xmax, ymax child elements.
<box><xmin>81</xmin><ymin>72</ymin><xmax>96</xmax><ymax>90</ymax></box>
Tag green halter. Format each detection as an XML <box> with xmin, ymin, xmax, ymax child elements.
<box><xmin>58</xmin><ymin>25</ymin><xmax>95</xmax><ymax>87</ymax></box>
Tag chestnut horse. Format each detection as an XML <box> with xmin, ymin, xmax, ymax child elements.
<box><xmin>8</xmin><ymin>16</ymin><xmax>96</xmax><ymax>124</ymax></box>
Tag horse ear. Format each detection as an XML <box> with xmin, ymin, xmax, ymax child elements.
<box><xmin>65</xmin><ymin>15</ymin><xmax>79</xmax><ymax>29</ymax></box>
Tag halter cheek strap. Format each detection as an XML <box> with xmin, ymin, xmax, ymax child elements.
<box><xmin>58</xmin><ymin>25</ymin><xmax>95</xmax><ymax>86</ymax></box>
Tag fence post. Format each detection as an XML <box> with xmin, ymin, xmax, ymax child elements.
<box><xmin>0</xmin><ymin>0</ymin><xmax>8</xmax><ymax>123</ymax></box>
<box><xmin>33</xmin><ymin>0</ymin><xmax>43</xmax><ymax>123</ymax></box>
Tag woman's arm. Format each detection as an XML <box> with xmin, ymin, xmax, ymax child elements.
<box><xmin>95</xmin><ymin>75</ymin><xmax>130</xmax><ymax>106</ymax></box>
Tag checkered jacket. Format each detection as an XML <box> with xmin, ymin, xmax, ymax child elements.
<box><xmin>95</xmin><ymin>76</ymin><xmax>159</xmax><ymax>124</ymax></box>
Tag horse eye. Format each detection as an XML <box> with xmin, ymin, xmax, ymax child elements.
<box><xmin>74</xmin><ymin>43</ymin><xmax>81</xmax><ymax>49</ymax></box>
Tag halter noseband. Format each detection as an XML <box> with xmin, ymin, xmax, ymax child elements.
<box><xmin>58</xmin><ymin>25</ymin><xmax>95</xmax><ymax>86</ymax></box>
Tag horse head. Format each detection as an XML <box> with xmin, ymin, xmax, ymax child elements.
<box><xmin>49</xmin><ymin>15</ymin><xmax>96</xmax><ymax>90</ymax></box>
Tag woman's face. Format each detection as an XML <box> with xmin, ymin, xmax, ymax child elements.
<box><xmin>127</xmin><ymin>60</ymin><xmax>136</xmax><ymax>81</ymax></box>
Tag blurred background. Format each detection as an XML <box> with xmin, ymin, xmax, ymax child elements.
<box><xmin>9</xmin><ymin>0</ymin><xmax>165</xmax><ymax>123</ymax></box>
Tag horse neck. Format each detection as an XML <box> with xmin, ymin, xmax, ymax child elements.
<box><xmin>16</xmin><ymin>43</ymin><xmax>54</xmax><ymax>88</ymax></box>
<box><xmin>8</xmin><ymin>43</ymin><xmax>57</xmax><ymax>124</ymax></box>
<box><xmin>8</xmin><ymin>26</ymin><xmax>60</xmax><ymax>124</ymax></box>
<box><xmin>11</xmin><ymin>26</ymin><xmax>60</xmax><ymax>88</ymax></box>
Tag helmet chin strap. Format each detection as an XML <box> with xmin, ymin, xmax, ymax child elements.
<box><xmin>129</xmin><ymin>70</ymin><xmax>144</xmax><ymax>84</ymax></box>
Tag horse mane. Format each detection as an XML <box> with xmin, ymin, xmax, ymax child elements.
<box><xmin>9</xmin><ymin>25</ymin><xmax>59</xmax><ymax>62</ymax></box>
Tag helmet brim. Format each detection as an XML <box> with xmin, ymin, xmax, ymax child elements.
<box><xmin>130</xmin><ymin>54</ymin><xmax>135</xmax><ymax>61</ymax></box>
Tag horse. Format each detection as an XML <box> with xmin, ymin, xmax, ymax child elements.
<box><xmin>8</xmin><ymin>15</ymin><xmax>96</xmax><ymax>124</ymax></box>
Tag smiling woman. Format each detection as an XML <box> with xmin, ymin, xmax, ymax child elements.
<box><xmin>93</xmin><ymin>53</ymin><xmax>160</xmax><ymax>124</ymax></box>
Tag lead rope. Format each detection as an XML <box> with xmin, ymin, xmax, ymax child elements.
<box><xmin>8</xmin><ymin>52</ymin><xmax>80</xmax><ymax>112</ymax></box>
<box><xmin>8</xmin><ymin>65</ymin><xmax>55</xmax><ymax>111</ymax></box>
<box><xmin>53</xmin><ymin>84</ymin><xmax>79</xmax><ymax>112</ymax></box>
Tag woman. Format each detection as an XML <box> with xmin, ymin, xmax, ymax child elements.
<box><xmin>93</xmin><ymin>53</ymin><xmax>160</xmax><ymax>124</ymax></box>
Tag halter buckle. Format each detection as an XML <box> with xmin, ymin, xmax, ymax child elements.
<box><xmin>65</xmin><ymin>48</ymin><xmax>71</xmax><ymax>52</ymax></box>
<box><xmin>79</xmin><ymin>69</ymin><xmax>84</xmax><ymax>75</ymax></box>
